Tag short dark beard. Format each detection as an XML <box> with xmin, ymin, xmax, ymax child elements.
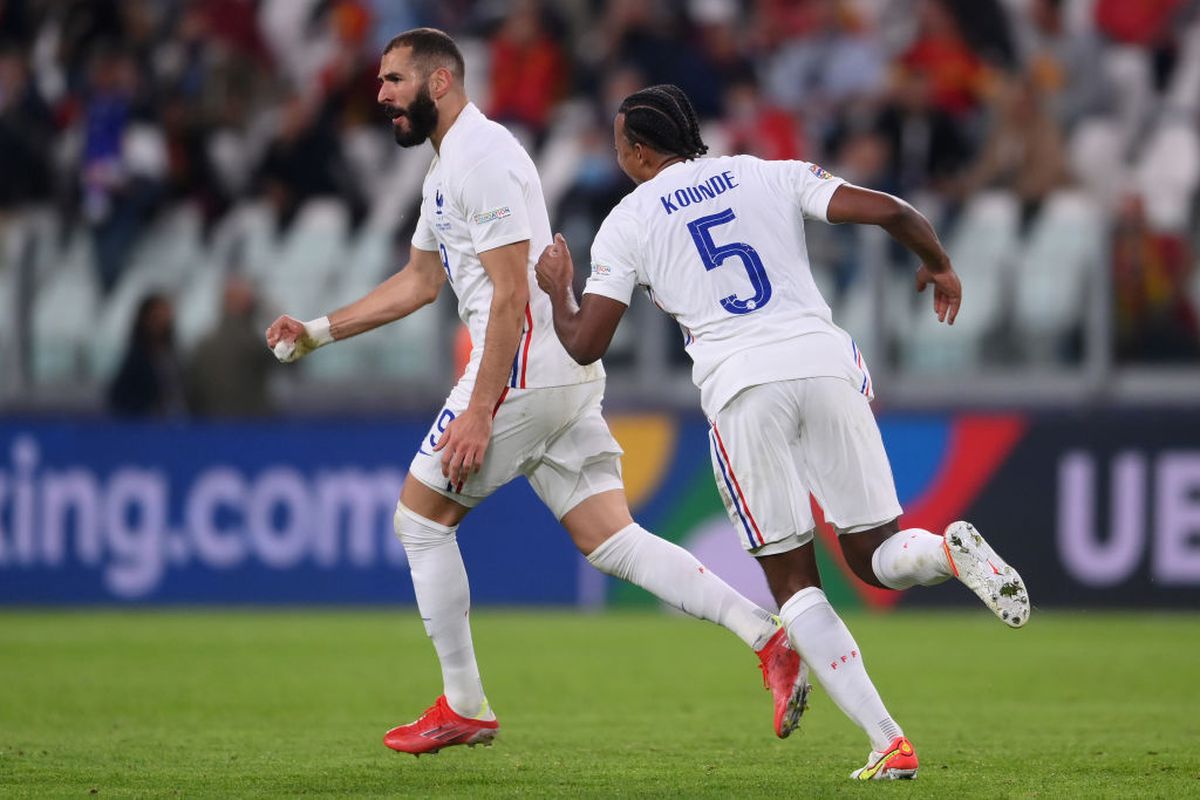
<box><xmin>388</xmin><ymin>85</ymin><xmax>439</xmax><ymax>147</ymax></box>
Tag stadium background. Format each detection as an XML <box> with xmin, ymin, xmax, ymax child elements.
<box><xmin>1</xmin><ymin>0</ymin><xmax>1199</xmax><ymax>609</ymax></box>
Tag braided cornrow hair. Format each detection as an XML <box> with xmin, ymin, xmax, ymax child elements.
<box><xmin>617</xmin><ymin>84</ymin><xmax>709</xmax><ymax>160</ymax></box>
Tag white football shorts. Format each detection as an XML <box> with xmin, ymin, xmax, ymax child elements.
<box><xmin>408</xmin><ymin>378</ymin><xmax>624</xmax><ymax>519</ymax></box>
<box><xmin>707</xmin><ymin>376</ymin><xmax>903</xmax><ymax>556</ymax></box>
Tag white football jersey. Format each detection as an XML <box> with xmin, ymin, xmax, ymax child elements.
<box><xmin>584</xmin><ymin>155</ymin><xmax>872</xmax><ymax>417</ymax></box>
<box><xmin>412</xmin><ymin>103</ymin><xmax>602</xmax><ymax>389</ymax></box>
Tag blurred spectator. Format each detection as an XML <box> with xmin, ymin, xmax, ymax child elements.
<box><xmin>898</xmin><ymin>0</ymin><xmax>991</xmax><ymax>119</ymax></box>
<box><xmin>108</xmin><ymin>293</ymin><xmax>188</xmax><ymax>417</ymax></box>
<box><xmin>0</xmin><ymin>0</ymin><xmax>32</xmax><ymax>48</ymax></box>
<box><xmin>941</xmin><ymin>0</ymin><xmax>1017</xmax><ymax>69</ymax></box>
<box><xmin>721</xmin><ymin>77</ymin><xmax>805</xmax><ymax>161</ymax></box>
<box><xmin>256</xmin><ymin>93</ymin><xmax>362</xmax><ymax>233</ymax></box>
<box><xmin>1112</xmin><ymin>193</ymin><xmax>1200</xmax><ymax>362</ymax></box>
<box><xmin>82</xmin><ymin>46</ymin><xmax>165</xmax><ymax>293</ymax></box>
<box><xmin>758</xmin><ymin>0</ymin><xmax>886</xmax><ymax>137</ymax></box>
<box><xmin>487</xmin><ymin>0</ymin><xmax>568</xmax><ymax>143</ymax></box>
<box><xmin>554</xmin><ymin>121</ymin><xmax>631</xmax><ymax>252</ymax></box>
<box><xmin>2</xmin><ymin>0</ymin><xmax>1199</xmax><ymax>398</ymax></box>
<box><xmin>684</xmin><ymin>0</ymin><xmax>756</xmax><ymax>119</ymax></box>
<box><xmin>186</xmin><ymin>276</ymin><xmax>275</xmax><ymax>417</ymax></box>
<box><xmin>1095</xmin><ymin>0</ymin><xmax>1186</xmax><ymax>47</ymax></box>
<box><xmin>160</xmin><ymin>95</ymin><xmax>229</xmax><ymax>228</ymax></box>
<box><xmin>0</xmin><ymin>44</ymin><xmax>53</xmax><ymax>209</ymax></box>
<box><xmin>872</xmin><ymin>68</ymin><xmax>973</xmax><ymax>196</ymax></box>
<box><xmin>1020</xmin><ymin>0</ymin><xmax>1111</xmax><ymax>130</ymax></box>
<box><xmin>593</xmin><ymin>0</ymin><xmax>726</xmax><ymax>119</ymax></box>
<box><xmin>553</xmin><ymin>66</ymin><xmax>639</xmax><ymax>251</ymax></box>
<box><xmin>198</xmin><ymin>0</ymin><xmax>273</xmax><ymax>66</ymax></box>
<box><xmin>956</xmin><ymin>76</ymin><xmax>1070</xmax><ymax>219</ymax></box>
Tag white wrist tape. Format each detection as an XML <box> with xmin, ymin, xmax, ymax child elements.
<box><xmin>305</xmin><ymin>316</ymin><xmax>334</xmax><ymax>347</ymax></box>
<box><xmin>272</xmin><ymin>316</ymin><xmax>333</xmax><ymax>363</ymax></box>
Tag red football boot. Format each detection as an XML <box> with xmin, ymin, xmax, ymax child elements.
<box><xmin>850</xmin><ymin>736</ymin><xmax>919</xmax><ymax>780</ymax></box>
<box><xmin>756</xmin><ymin>626</ymin><xmax>810</xmax><ymax>738</ymax></box>
<box><xmin>383</xmin><ymin>695</ymin><xmax>499</xmax><ymax>755</ymax></box>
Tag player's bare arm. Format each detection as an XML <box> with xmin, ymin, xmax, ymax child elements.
<box><xmin>433</xmin><ymin>239</ymin><xmax>529</xmax><ymax>485</ymax></box>
<box><xmin>826</xmin><ymin>184</ymin><xmax>962</xmax><ymax>325</ymax></box>
<box><xmin>535</xmin><ymin>233</ymin><xmax>627</xmax><ymax>364</ymax></box>
<box><xmin>265</xmin><ymin>246</ymin><xmax>446</xmax><ymax>360</ymax></box>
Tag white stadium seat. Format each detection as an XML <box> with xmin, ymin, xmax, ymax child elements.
<box><xmin>1068</xmin><ymin>119</ymin><xmax>1126</xmax><ymax>212</ymax></box>
<box><xmin>1012</xmin><ymin>190</ymin><xmax>1106</xmax><ymax>362</ymax></box>
<box><xmin>259</xmin><ymin>198</ymin><xmax>350</xmax><ymax>319</ymax></box>
<box><xmin>900</xmin><ymin>191</ymin><xmax>1020</xmax><ymax>372</ymax></box>
<box><xmin>1134</xmin><ymin>119</ymin><xmax>1200</xmax><ymax>234</ymax></box>
<box><xmin>31</xmin><ymin>228</ymin><xmax>101</xmax><ymax>384</ymax></box>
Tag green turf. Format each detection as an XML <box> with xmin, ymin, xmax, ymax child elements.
<box><xmin>1</xmin><ymin>610</ymin><xmax>1197</xmax><ymax>799</ymax></box>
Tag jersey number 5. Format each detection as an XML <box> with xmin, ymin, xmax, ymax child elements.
<box><xmin>687</xmin><ymin>208</ymin><xmax>772</xmax><ymax>314</ymax></box>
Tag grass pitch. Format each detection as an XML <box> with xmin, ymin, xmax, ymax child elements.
<box><xmin>1</xmin><ymin>609</ymin><xmax>1197</xmax><ymax>799</ymax></box>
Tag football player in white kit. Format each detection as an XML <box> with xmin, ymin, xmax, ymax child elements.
<box><xmin>536</xmin><ymin>85</ymin><xmax>1031</xmax><ymax>781</ymax></box>
<box><xmin>265</xmin><ymin>34</ymin><xmax>808</xmax><ymax>756</ymax></box>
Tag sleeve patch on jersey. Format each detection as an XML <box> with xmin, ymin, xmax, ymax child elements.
<box><xmin>809</xmin><ymin>163</ymin><xmax>834</xmax><ymax>180</ymax></box>
<box><xmin>591</xmin><ymin>263</ymin><xmax>612</xmax><ymax>277</ymax></box>
<box><xmin>472</xmin><ymin>206</ymin><xmax>512</xmax><ymax>225</ymax></box>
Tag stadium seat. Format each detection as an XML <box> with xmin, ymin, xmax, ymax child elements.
<box><xmin>342</xmin><ymin>127</ymin><xmax>393</xmax><ymax>206</ymax></box>
<box><xmin>1068</xmin><ymin>118</ymin><xmax>1127</xmax><ymax>211</ymax></box>
<box><xmin>88</xmin><ymin>207</ymin><xmax>205</xmax><ymax>380</ymax></box>
<box><xmin>0</xmin><ymin>239</ymin><xmax>14</xmax><ymax>394</ymax></box>
<box><xmin>537</xmin><ymin>100</ymin><xmax>593</xmax><ymax>217</ymax></box>
<box><xmin>363</xmin><ymin>146</ymin><xmax>433</xmax><ymax>235</ymax></box>
<box><xmin>1102</xmin><ymin>45</ymin><xmax>1155</xmax><ymax>154</ymax></box>
<box><xmin>1166</xmin><ymin>21</ymin><xmax>1200</xmax><ymax>115</ymax></box>
<box><xmin>351</xmin><ymin>301</ymin><xmax>442</xmax><ymax>383</ymax></box>
<box><xmin>31</xmin><ymin>228</ymin><xmax>101</xmax><ymax>384</ymax></box>
<box><xmin>212</xmin><ymin>201</ymin><xmax>282</xmax><ymax>284</ymax></box>
<box><xmin>899</xmin><ymin>191</ymin><xmax>1020</xmax><ymax>372</ymax></box>
<box><xmin>258</xmin><ymin>198</ymin><xmax>350</xmax><ymax>319</ymax></box>
<box><xmin>1133</xmin><ymin>118</ymin><xmax>1200</xmax><ymax>233</ymax></box>
<box><xmin>174</xmin><ymin>260</ymin><xmax>226</xmax><ymax>356</ymax></box>
<box><xmin>1012</xmin><ymin>190</ymin><xmax>1106</xmax><ymax>363</ymax></box>
<box><xmin>301</xmin><ymin>229</ymin><xmax>397</xmax><ymax>382</ymax></box>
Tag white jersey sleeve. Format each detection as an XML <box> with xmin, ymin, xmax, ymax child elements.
<box><xmin>457</xmin><ymin>159</ymin><xmax>534</xmax><ymax>254</ymax></box>
<box><xmin>583</xmin><ymin>206</ymin><xmax>641</xmax><ymax>305</ymax></box>
<box><xmin>412</xmin><ymin>208</ymin><xmax>437</xmax><ymax>252</ymax></box>
<box><xmin>760</xmin><ymin>160</ymin><xmax>846</xmax><ymax>223</ymax></box>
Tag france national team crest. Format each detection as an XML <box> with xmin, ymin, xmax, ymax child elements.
<box><xmin>435</xmin><ymin>188</ymin><xmax>444</xmax><ymax>215</ymax></box>
<box><xmin>809</xmin><ymin>163</ymin><xmax>834</xmax><ymax>180</ymax></box>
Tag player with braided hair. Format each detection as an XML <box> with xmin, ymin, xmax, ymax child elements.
<box><xmin>537</xmin><ymin>83</ymin><xmax>1030</xmax><ymax>781</ymax></box>
<box><xmin>618</xmin><ymin>85</ymin><xmax>709</xmax><ymax>160</ymax></box>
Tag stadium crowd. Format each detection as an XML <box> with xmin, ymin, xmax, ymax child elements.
<box><xmin>1</xmin><ymin>0</ymin><xmax>1198</xmax><ymax>415</ymax></box>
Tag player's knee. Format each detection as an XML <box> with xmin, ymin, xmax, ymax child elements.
<box><xmin>839</xmin><ymin>520</ymin><xmax>900</xmax><ymax>588</ymax></box>
<box><xmin>393</xmin><ymin>502</ymin><xmax>458</xmax><ymax>551</ymax></box>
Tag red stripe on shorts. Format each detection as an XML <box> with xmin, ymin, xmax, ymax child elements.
<box><xmin>711</xmin><ymin>423</ymin><xmax>766</xmax><ymax>547</ymax></box>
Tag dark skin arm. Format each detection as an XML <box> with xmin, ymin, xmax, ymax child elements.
<box><xmin>535</xmin><ymin>233</ymin><xmax>628</xmax><ymax>364</ymax></box>
<box><xmin>826</xmin><ymin>184</ymin><xmax>961</xmax><ymax>324</ymax></box>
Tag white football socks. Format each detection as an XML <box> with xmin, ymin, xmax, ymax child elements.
<box><xmin>871</xmin><ymin>528</ymin><xmax>954</xmax><ymax>590</ymax></box>
<box><xmin>779</xmin><ymin>587</ymin><xmax>902</xmax><ymax>751</ymax></box>
<box><xmin>586</xmin><ymin>523</ymin><xmax>778</xmax><ymax>651</ymax></box>
<box><xmin>394</xmin><ymin>503</ymin><xmax>492</xmax><ymax>720</ymax></box>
